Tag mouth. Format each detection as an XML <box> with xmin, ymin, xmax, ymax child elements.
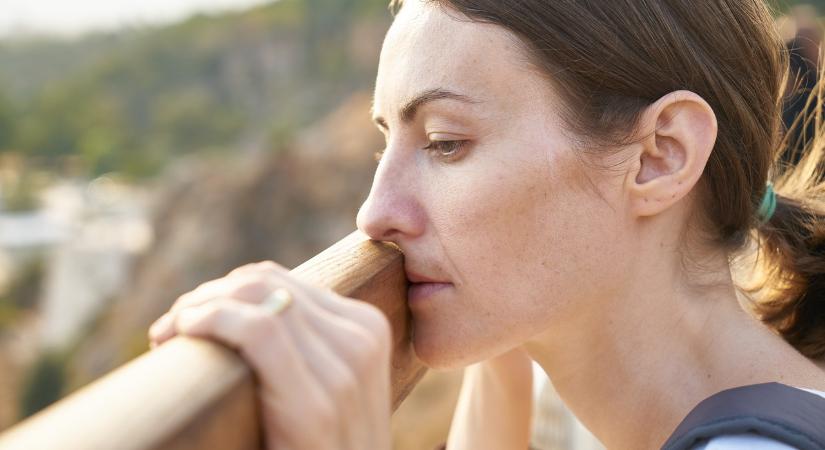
<box><xmin>405</xmin><ymin>268</ymin><xmax>448</xmax><ymax>284</ymax></box>
<box><xmin>405</xmin><ymin>268</ymin><xmax>453</xmax><ymax>306</ymax></box>
<box><xmin>407</xmin><ymin>281</ymin><xmax>452</xmax><ymax>304</ymax></box>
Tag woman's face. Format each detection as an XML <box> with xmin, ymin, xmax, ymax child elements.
<box><xmin>357</xmin><ymin>0</ymin><xmax>633</xmax><ymax>369</ymax></box>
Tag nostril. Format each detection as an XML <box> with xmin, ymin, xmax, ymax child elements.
<box><xmin>374</xmin><ymin>227</ymin><xmax>402</xmax><ymax>242</ymax></box>
<box><xmin>356</xmin><ymin>176</ymin><xmax>423</xmax><ymax>241</ymax></box>
<box><xmin>357</xmin><ymin>204</ymin><xmax>401</xmax><ymax>242</ymax></box>
<box><xmin>356</xmin><ymin>204</ymin><xmax>384</xmax><ymax>241</ymax></box>
<box><xmin>359</xmin><ymin>219</ymin><xmax>395</xmax><ymax>242</ymax></box>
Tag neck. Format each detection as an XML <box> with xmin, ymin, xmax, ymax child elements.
<box><xmin>523</xmin><ymin>236</ymin><xmax>822</xmax><ymax>450</ymax></box>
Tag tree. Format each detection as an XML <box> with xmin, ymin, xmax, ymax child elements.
<box><xmin>0</xmin><ymin>89</ymin><xmax>14</xmax><ymax>150</ymax></box>
<box><xmin>18</xmin><ymin>351</ymin><xmax>66</xmax><ymax>419</ymax></box>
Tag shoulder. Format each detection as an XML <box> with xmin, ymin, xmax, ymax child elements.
<box><xmin>691</xmin><ymin>433</ymin><xmax>799</xmax><ymax>450</ymax></box>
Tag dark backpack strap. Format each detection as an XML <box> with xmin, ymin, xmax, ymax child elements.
<box><xmin>662</xmin><ymin>382</ymin><xmax>825</xmax><ymax>450</ymax></box>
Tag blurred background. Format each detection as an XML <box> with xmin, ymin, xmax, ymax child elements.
<box><xmin>0</xmin><ymin>1</ymin><xmax>820</xmax><ymax>449</ymax></box>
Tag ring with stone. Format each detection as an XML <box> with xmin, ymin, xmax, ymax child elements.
<box><xmin>260</xmin><ymin>287</ymin><xmax>294</xmax><ymax>316</ymax></box>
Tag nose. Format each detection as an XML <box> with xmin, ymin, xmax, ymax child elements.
<box><xmin>356</xmin><ymin>152</ymin><xmax>424</xmax><ymax>242</ymax></box>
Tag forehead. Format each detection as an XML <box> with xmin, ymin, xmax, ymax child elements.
<box><xmin>374</xmin><ymin>0</ymin><xmax>544</xmax><ymax>115</ymax></box>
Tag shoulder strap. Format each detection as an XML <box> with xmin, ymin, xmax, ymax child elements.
<box><xmin>662</xmin><ymin>382</ymin><xmax>825</xmax><ymax>450</ymax></box>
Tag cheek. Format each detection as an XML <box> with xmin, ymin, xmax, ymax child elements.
<box><xmin>430</xmin><ymin>172</ymin><xmax>542</xmax><ymax>287</ymax></box>
<box><xmin>432</xmin><ymin>149</ymin><xmax>580</xmax><ymax>287</ymax></box>
<box><xmin>429</xmin><ymin>148</ymin><xmax>623</xmax><ymax>338</ymax></box>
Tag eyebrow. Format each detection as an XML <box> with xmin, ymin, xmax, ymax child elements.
<box><xmin>371</xmin><ymin>88</ymin><xmax>480</xmax><ymax>129</ymax></box>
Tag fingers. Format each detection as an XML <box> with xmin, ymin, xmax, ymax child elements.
<box><xmin>146</xmin><ymin>260</ymin><xmax>394</xmax><ymax>450</ymax></box>
<box><xmin>172</xmin><ymin>298</ymin><xmax>290</xmax><ymax>351</ymax></box>
<box><xmin>251</xmin><ymin>309</ymin><xmax>360</xmax><ymax>448</ymax></box>
<box><xmin>167</xmin><ymin>295</ymin><xmax>353</xmax><ymax>449</ymax></box>
<box><xmin>148</xmin><ymin>260</ymin><xmax>390</xmax><ymax>376</ymax></box>
<box><xmin>280</xmin><ymin>279</ymin><xmax>393</xmax><ymax>347</ymax></box>
<box><xmin>163</xmin><ymin>270</ymin><xmax>390</xmax><ymax>372</ymax></box>
<box><xmin>166</xmin><ymin>261</ymin><xmax>289</xmax><ymax>316</ymax></box>
<box><xmin>150</xmin><ymin>262</ymin><xmax>292</xmax><ymax>345</ymax></box>
<box><xmin>272</xmin><ymin>297</ymin><xmax>379</xmax><ymax>447</ymax></box>
<box><xmin>169</xmin><ymin>272</ymin><xmax>274</xmax><ymax>313</ymax></box>
<box><xmin>155</xmin><ymin>260</ymin><xmax>391</xmax><ymax>349</ymax></box>
<box><xmin>225</xmin><ymin>260</ymin><xmax>288</xmax><ymax>277</ymax></box>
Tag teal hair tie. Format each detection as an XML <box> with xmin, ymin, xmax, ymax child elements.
<box><xmin>757</xmin><ymin>183</ymin><xmax>777</xmax><ymax>225</ymax></box>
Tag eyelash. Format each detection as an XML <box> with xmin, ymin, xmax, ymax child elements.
<box><xmin>374</xmin><ymin>140</ymin><xmax>469</xmax><ymax>163</ymax></box>
<box><xmin>424</xmin><ymin>140</ymin><xmax>468</xmax><ymax>161</ymax></box>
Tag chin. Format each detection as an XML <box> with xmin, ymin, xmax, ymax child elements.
<box><xmin>411</xmin><ymin>323</ymin><xmax>480</xmax><ymax>370</ymax></box>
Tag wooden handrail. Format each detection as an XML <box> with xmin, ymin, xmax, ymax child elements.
<box><xmin>0</xmin><ymin>231</ymin><xmax>427</xmax><ymax>450</ymax></box>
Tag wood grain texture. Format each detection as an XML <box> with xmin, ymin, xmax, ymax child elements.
<box><xmin>0</xmin><ymin>230</ymin><xmax>426</xmax><ymax>450</ymax></box>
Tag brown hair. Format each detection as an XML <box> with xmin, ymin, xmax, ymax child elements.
<box><xmin>389</xmin><ymin>0</ymin><xmax>825</xmax><ymax>359</ymax></box>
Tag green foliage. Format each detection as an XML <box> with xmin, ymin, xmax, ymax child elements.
<box><xmin>0</xmin><ymin>90</ymin><xmax>14</xmax><ymax>150</ymax></box>
<box><xmin>0</xmin><ymin>0</ymin><xmax>820</xmax><ymax>179</ymax></box>
<box><xmin>18</xmin><ymin>351</ymin><xmax>66</xmax><ymax>419</ymax></box>
<box><xmin>0</xmin><ymin>161</ymin><xmax>50</xmax><ymax>211</ymax></box>
<box><xmin>0</xmin><ymin>33</ymin><xmax>128</xmax><ymax>103</ymax></box>
<box><xmin>0</xmin><ymin>301</ymin><xmax>20</xmax><ymax>331</ymax></box>
<box><xmin>1</xmin><ymin>175</ymin><xmax>41</xmax><ymax>212</ymax></box>
<box><xmin>0</xmin><ymin>0</ymin><xmax>392</xmax><ymax>179</ymax></box>
<box><xmin>766</xmin><ymin>0</ymin><xmax>825</xmax><ymax>14</ymax></box>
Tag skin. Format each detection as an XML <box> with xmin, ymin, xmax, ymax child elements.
<box><xmin>445</xmin><ymin>348</ymin><xmax>534</xmax><ymax>450</ymax></box>
<box><xmin>149</xmin><ymin>1</ymin><xmax>825</xmax><ymax>449</ymax></box>
<box><xmin>357</xmin><ymin>1</ymin><xmax>825</xmax><ymax>449</ymax></box>
<box><xmin>148</xmin><ymin>262</ymin><xmax>393</xmax><ymax>450</ymax></box>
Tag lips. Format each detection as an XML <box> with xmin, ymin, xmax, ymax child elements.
<box><xmin>405</xmin><ymin>268</ymin><xmax>448</xmax><ymax>284</ymax></box>
<box><xmin>405</xmin><ymin>268</ymin><xmax>452</xmax><ymax>306</ymax></box>
<box><xmin>408</xmin><ymin>282</ymin><xmax>451</xmax><ymax>305</ymax></box>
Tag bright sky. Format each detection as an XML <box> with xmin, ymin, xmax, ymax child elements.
<box><xmin>0</xmin><ymin>0</ymin><xmax>273</xmax><ymax>37</ymax></box>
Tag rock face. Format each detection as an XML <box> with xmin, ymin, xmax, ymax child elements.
<box><xmin>66</xmin><ymin>91</ymin><xmax>384</xmax><ymax>386</ymax></box>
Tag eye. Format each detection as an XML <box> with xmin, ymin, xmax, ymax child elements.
<box><xmin>424</xmin><ymin>140</ymin><xmax>469</xmax><ymax>161</ymax></box>
<box><xmin>373</xmin><ymin>140</ymin><xmax>470</xmax><ymax>164</ymax></box>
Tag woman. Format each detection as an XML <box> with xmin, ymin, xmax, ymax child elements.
<box><xmin>147</xmin><ymin>0</ymin><xmax>825</xmax><ymax>449</ymax></box>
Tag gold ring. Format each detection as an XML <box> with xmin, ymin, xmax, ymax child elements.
<box><xmin>261</xmin><ymin>287</ymin><xmax>293</xmax><ymax>316</ymax></box>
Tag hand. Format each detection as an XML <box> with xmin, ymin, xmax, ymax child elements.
<box><xmin>147</xmin><ymin>261</ymin><xmax>393</xmax><ymax>450</ymax></box>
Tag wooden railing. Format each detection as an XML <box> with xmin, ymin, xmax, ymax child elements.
<box><xmin>0</xmin><ymin>231</ymin><xmax>427</xmax><ymax>450</ymax></box>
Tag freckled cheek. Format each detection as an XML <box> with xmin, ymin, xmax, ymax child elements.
<box><xmin>430</xmin><ymin>167</ymin><xmax>554</xmax><ymax>289</ymax></box>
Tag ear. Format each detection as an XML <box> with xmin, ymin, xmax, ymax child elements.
<box><xmin>628</xmin><ymin>90</ymin><xmax>718</xmax><ymax>218</ymax></box>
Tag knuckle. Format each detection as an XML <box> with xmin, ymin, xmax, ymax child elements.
<box><xmin>172</xmin><ymin>291</ymin><xmax>196</xmax><ymax>310</ymax></box>
<box><xmin>201</xmin><ymin>304</ymin><xmax>222</xmax><ymax>322</ymax></box>
<box><xmin>243</xmin><ymin>261</ymin><xmax>287</xmax><ymax>275</ymax></box>
<box><xmin>255</xmin><ymin>260</ymin><xmax>282</xmax><ymax>270</ymax></box>
<box><xmin>229</xmin><ymin>276</ymin><xmax>272</xmax><ymax>300</ymax></box>
<box><xmin>350</xmin><ymin>334</ymin><xmax>383</xmax><ymax>372</ymax></box>
<box><xmin>359</xmin><ymin>304</ymin><xmax>393</xmax><ymax>343</ymax></box>
<box><xmin>227</xmin><ymin>262</ymin><xmax>260</xmax><ymax>277</ymax></box>
<box><xmin>238</xmin><ymin>311</ymin><xmax>274</xmax><ymax>346</ymax></box>
<box><xmin>176</xmin><ymin>304</ymin><xmax>216</xmax><ymax>331</ymax></box>
<box><xmin>312</xmin><ymin>394</ymin><xmax>338</xmax><ymax>430</ymax></box>
<box><xmin>172</xmin><ymin>280</ymin><xmax>220</xmax><ymax>310</ymax></box>
<box><xmin>336</xmin><ymin>295</ymin><xmax>392</xmax><ymax>339</ymax></box>
<box><xmin>192</xmin><ymin>279</ymin><xmax>218</xmax><ymax>294</ymax></box>
<box><xmin>328</xmin><ymin>366</ymin><xmax>358</xmax><ymax>400</ymax></box>
<box><xmin>227</xmin><ymin>261</ymin><xmax>285</xmax><ymax>279</ymax></box>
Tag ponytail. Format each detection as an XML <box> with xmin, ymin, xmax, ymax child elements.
<box><xmin>745</xmin><ymin>64</ymin><xmax>825</xmax><ymax>360</ymax></box>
